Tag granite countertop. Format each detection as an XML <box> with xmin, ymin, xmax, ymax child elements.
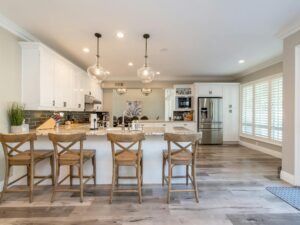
<box><xmin>34</xmin><ymin>124</ymin><xmax>195</xmax><ymax>136</ymax></box>
<box><xmin>133</xmin><ymin>120</ymin><xmax>195</xmax><ymax>123</ymax></box>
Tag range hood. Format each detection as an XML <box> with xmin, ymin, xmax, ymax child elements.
<box><xmin>85</xmin><ymin>95</ymin><xmax>102</xmax><ymax>104</ymax></box>
<box><xmin>84</xmin><ymin>95</ymin><xmax>102</xmax><ymax>112</ymax></box>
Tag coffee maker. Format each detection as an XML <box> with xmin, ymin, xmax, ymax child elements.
<box><xmin>89</xmin><ymin>113</ymin><xmax>98</xmax><ymax>130</ymax></box>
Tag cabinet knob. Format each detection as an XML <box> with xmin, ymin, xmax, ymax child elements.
<box><xmin>52</xmin><ymin>100</ymin><xmax>55</xmax><ymax>106</ymax></box>
<box><xmin>63</xmin><ymin>101</ymin><xmax>67</xmax><ymax>107</ymax></box>
<box><xmin>209</xmin><ymin>90</ymin><xmax>212</xmax><ymax>95</ymax></box>
<box><xmin>78</xmin><ymin>104</ymin><xmax>81</xmax><ymax>108</ymax></box>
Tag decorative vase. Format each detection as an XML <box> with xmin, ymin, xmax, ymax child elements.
<box><xmin>10</xmin><ymin>124</ymin><xmax>29</xmax><ymax>133</ymax></box>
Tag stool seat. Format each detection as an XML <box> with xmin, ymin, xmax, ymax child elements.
<box><xmin>163</xmin><ymin>150</ymin><xmax>192</xmax><ymax>162</ymax></box>
<box><xmin>9</xmin><ymin>150</ymin><xmax>53</xmax><ymax>164</ymax></box>
<box><xmin>59</xmin><ymin>149</ymin><xmax>96</xmax><ymax>165</ymax></box>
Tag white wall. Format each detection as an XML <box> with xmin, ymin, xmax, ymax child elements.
<box><xmin>0</xmin><ymin>27</ymin><xmax>22</xmax><ymax>181</ymax></box>
<box><xmin>112</xmin><ymin>89</ymin><xmax>165</xmax><ymax>120</ymax></box>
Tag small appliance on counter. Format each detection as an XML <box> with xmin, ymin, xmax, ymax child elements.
<box><xmin>89</xmin><ymin>113</ymin><xmax>98</xmax><ymax>130</ymax></box>
<box><xmin>97</xmin><ymin>111</ymin><xmax>110</xmax><ymax>127</ymax></box>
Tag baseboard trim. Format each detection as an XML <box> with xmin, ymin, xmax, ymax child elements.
<box><xmin>280</xmin><ymin>170</ymin><xmax>295</xmax><ymax>185</ymax></box>
<box><xmin>239</xmin><ymin>141</ymin><xmax>282</xmax><ymax>158</ymax></box>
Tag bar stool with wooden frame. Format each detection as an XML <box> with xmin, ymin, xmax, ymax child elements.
<box><xmin>162</xmin><ymin>132</ymin><xmax>201</xmax><ymax>203</ymax></box>
<box><xmin>48</xmin><ymin>133</ymin><xmax>96</xmax><ymax>203</ymax></box>
<box><xmin>107</xmin><ymin>132</ymin><xmax>145</xmax><ymax>204</ymax></box>
<box><xmin>0</xmin><ymin>133</ymin><xmax>54</xmax><ymax>203</ymax></box>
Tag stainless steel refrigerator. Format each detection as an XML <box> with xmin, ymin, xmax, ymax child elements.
<box><xmin>197</xmin><ymin>97</ymin><xmax>223</xmax><ymax>144</ymax></box>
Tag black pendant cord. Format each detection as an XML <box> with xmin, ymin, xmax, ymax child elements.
<box><xmin>95</xmin><ymin>33</ymin><xmax>102</xmax><ymax>67</ymax></box>
<box><xmin>144</xmin><ymin>37</ymin><xmax>148</xmax><ymax>67</ymax></box>
<box><xmin>143</xmin><ymin>33</ymin><xmax>150</xmax><ymax>67</ymax></box>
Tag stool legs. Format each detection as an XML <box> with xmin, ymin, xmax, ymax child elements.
<box><xmin>0</xmin><ymin>164</ymin><xmax>10</xmax><ymax>203</ymax></box>
<box><xmin>70</xmin><ymin>165</ymin><xmax>73</xmax><ymax>186</ymax></box>
<box><xmin>138</xmin><ymin>164</ymin><xmax>142</xmax><ymax>204</ymax></box>
<box><xmin>162</xmin><ymin>157</ymin><xmax>166</xmax><ymax>186</ymax></box>
<box><xmin>110</xmin><ymin>163</ymin><xmax>116</xmax><ymax>204</ymax></box>
<box><xmin>192</xmin><ymin>163</ymin><xmax>199</xmax><ymax>203</ymax></box>
<box><xmin>92</xmin><ymin>156</ymin><xmax>96</xmax><ymax>185</ymax></box>
<box><xmin>167</xmin><ymin>164</ymin><xmax>172</xmax><ymax>204</ymax></box>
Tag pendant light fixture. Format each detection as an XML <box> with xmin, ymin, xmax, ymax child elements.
<box><xmin>87</xmin><ymin>33</ymin><xmax>109</xmax><ymax>80</ymax></box>
<box><xmin>141</xmin><ymin>88</ymin><xmax>152</xmax><ymax>96</ymax></box>
<box><xmin>116</xmin><ymin>88</ymin><xmax>127</xmax><ymax>95</ymax></box>
<box><xmin>137</xmin><ymin>34</ymin><xmax>156</xmax><ymax>83</ymax></box>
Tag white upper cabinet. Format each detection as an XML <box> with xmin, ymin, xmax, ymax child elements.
<box><xmin>20</xmin><ymin>42</ymin><xmax>102</xmax><ymax>111</ymax></box>
<box><xmin>196</xmin><ymin>83</ymin><xmax>223</xmax><ymax>97</ymax></box>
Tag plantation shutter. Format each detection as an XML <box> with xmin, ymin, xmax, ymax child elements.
<box><xmin>242</xmin><ymin>85</ymin><xmax>253</xmax><ymax>135</ymax></box>
<box><xmin>271</xmin><ymin>77</ymin><xmax>283</xmax><ymax>141</ymax></box>
<box><xmin>254</xmin><ymin>81</ymin><xmax>269</xmax><ymax>138</ymax></box>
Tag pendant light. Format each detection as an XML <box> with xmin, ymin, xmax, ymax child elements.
<box><xmin>87</xmin><ymin>33</ymin><xmax>109</xmax><ymax>80</ymax></box>
<box><xmin>116</xmin><ymin>88</ymin><xmax>127</xmax><ymax>95</ymax></box>
<box><xmin>137</xmin><ymin>34</ymin><xmax>156</xmax><ymax>83</ymax></box>
<box><xmin>141</xmin><ymin>88</ymin><xmax>152</xmax><ymax>96</ymax></box>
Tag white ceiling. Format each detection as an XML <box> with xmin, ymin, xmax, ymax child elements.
<box><xmin>0</xmin><ymin>0</ymin><xmax>300</xmax><ymax>81</ymax></box>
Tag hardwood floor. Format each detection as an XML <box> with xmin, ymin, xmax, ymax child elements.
<box><xmin>0</xmin><ymin>145</ymin><xmax>298</xmax><ymax>225</ymax></box>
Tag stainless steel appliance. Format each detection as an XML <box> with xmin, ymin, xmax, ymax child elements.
<box><xmin>197</xmin><ymin>97</ymin><xmax>223</xmax><ymax>144</ymax></box>
<box><xmin>175</xmin><ymin>96</ymin><xmax>192</xmax><ymax>110</ymax></box>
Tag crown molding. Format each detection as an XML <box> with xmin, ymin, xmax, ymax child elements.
<box><xmin>0</xmin><ymin>13</ymin><xmax>38</xmax><ymax>41</ymax></box>
<box><xmin>277</xmin><ymin>20</ymin><xmax>300</xmax><ymax>40</ymax></box>
<box><xmin>233</xmin><ymin>55</ymin><xmax>283</xmax><ymax>79</ymax></box>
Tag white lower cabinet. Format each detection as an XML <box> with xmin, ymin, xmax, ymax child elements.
<box><xmin>20</xmin><ymin>42</ymin><xmax>102</xmax><ymax>111</ymax></box>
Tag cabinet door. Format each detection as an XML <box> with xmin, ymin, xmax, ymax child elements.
<box><xmin>40</xmin><ymin>49</ymin><xmax>54</xmax><ymax>107</ymax></box>
<box><xmin>53</xmin><ymin>58</ymin><xmax>65</xmax><ymax>108</ymax></box>
<box><xmin>223</xmin><ymin>85</ymin><xmax>239</xmax><ymax>142</ymax></box>
<box><xmin>197</xmin><ymin>84</ymin><xmax>223</xmax><ymax>97</ymax></box>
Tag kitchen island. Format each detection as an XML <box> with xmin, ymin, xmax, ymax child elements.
<box><xmin>13</xmin><ymin>124</ymin><xmax>198</xmax><ymax>185</ymax></box>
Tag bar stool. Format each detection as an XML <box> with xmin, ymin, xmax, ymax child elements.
<box><xmin>0</xmin><ymin>133</ymin><xmax>54</xmax><ymax>203</ymax></box>
<box><xmin>107</xmin><ymin>132</ymin><xmax>145</xmax><ymax>204</ymax></box>
<box><xmin>48</xmin><ymin>133</ymin><xmax>96</xmax><ymax>203</ymax></box>
<box><xmin>162</xmin><ymin>132</ymin><xmax>201</xmax><ymax>203</ymax></box>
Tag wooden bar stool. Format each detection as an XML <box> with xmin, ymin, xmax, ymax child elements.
<box><xmin>48</xmin><ymin>133</ymin><xmax>96</xmax><ymax>203</ymax></box>
<box><xmin>0</xmin><ymin>133</ymin><xmax>54</xmax><ymax>203</ymax></box>
<box><xmin>162</xmin><ymin>132</ymin><xmax>201</xmax><ymax>203</ymax></box>
<box><xmin>107</xmin><ymin>132</ymin><xmax>145</xmax><ymax>204</ymax></box>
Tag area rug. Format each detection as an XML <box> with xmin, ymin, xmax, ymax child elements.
<box><xmin>266</xmin><ymin>186</ymin><xmax>300</xmax><ymax>210</ymax></box>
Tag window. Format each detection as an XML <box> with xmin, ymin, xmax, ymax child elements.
<box><xmin>240</xmin><ymin>75</ymin><xmax>283</xmax><ymax>144</ymax></box>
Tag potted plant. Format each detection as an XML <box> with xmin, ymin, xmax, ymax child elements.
<box><xmin>8</xmin><ymin>103</ymin><xmax>27</xmax><ymax>133</ymax></box>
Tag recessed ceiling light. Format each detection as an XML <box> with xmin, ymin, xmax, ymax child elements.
<box><xmin>82</xmin><ymin>48</ymin><xmax>90</xmax><ymax>53</ymax></box>
<box><xmin>128</xmin><ymin>62</ymin><xmax>133</xmax><ymax>66</ymax></box>
<box><xmin>239</xmin><ymin>59</ymin><xmax>245</xmax><ymax>64</ymax></box>
<box><xmin>106</xmin><ymin>71</ymin><xmax>110</xmax><ymax>74</ymax></box>
<box><xmin>156</xmin><ymin>71</ymin><xmax>160</xmax><ymax>75</ymax></box>
<box><xmin>116</xmin><ymin>32</ymin><xmax>124</xmax><ymax>38</ymax></box>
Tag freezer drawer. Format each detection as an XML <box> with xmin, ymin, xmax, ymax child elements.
<box><xmin>199</xmin><ymin>128</ymin><xmax>223</xmax><ymax>145</ymax></box>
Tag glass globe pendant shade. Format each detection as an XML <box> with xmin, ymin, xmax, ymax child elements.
<box><xmin>137</xmin><ymin>66</ymin><xmax>155</xmax><ymax>83</ymax></box>
<box><xmin>87</xmin><ymin>63</ymin><xmax>108</xmax><ymax>80</ymax></box>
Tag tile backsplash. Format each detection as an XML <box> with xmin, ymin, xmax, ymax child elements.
<box><xmin>24</xmin><ymin>110</ymin><xmax>90</xmax><ymax>129</ymax></box>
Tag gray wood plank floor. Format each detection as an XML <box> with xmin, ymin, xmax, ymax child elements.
<box><xmin>0</xmin><ymin>145</ymin><xmax>298</xmax><ymax>225</ymax></box>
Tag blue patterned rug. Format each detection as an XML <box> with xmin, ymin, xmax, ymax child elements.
<box><xmin>266</xmin><ymin>187</ymin><xmax>300</xmax><ymax>210</ymax></box>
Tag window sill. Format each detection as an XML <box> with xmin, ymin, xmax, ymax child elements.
<box><xmin>239</xmin><ymin>134</ymin><xmax>282</xmax><ymax>147</ymax></box>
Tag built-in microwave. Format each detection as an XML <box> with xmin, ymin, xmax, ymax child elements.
<box><xmin>175</xmin><ymin>96</ymin><xmax>192</xmax><ymax>110</ymax></box>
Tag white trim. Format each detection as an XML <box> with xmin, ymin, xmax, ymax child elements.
<box><xmin>239</xmin><ymin>140</ymin><xmax>282</xmax><ymax>158</ymax></box>
<box><xmin>0</xmin><ymin>13</ymin><xmax>38</xmax><ymax>41</ymax></box>
<box><xmin>280</xmin><ymin>170</ymin><xmax>295</xmax><ymax>185</ymax></box>
<box><xmin>234</xmin><ymin>55</ymin><xmax>283</xmax><ymax>79</ymax></box>
<box><xmin>277</xmin><ymin>20</ymin><xmax>300</xmax><ymax>40</ymax></box>
<box><xmin>240</xmin><ymin>134</ymin><xmax>282</xmax><ymax>147</ymax></box>
<box><xmin>294</xmin><ymin>46</ymin><xmax>300</xmax><ymax>186</ymax></box>
<box><xmin>240</xmin><ymin>73</ymin><xmax>283</xmax><ymax>87</ymax></box>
